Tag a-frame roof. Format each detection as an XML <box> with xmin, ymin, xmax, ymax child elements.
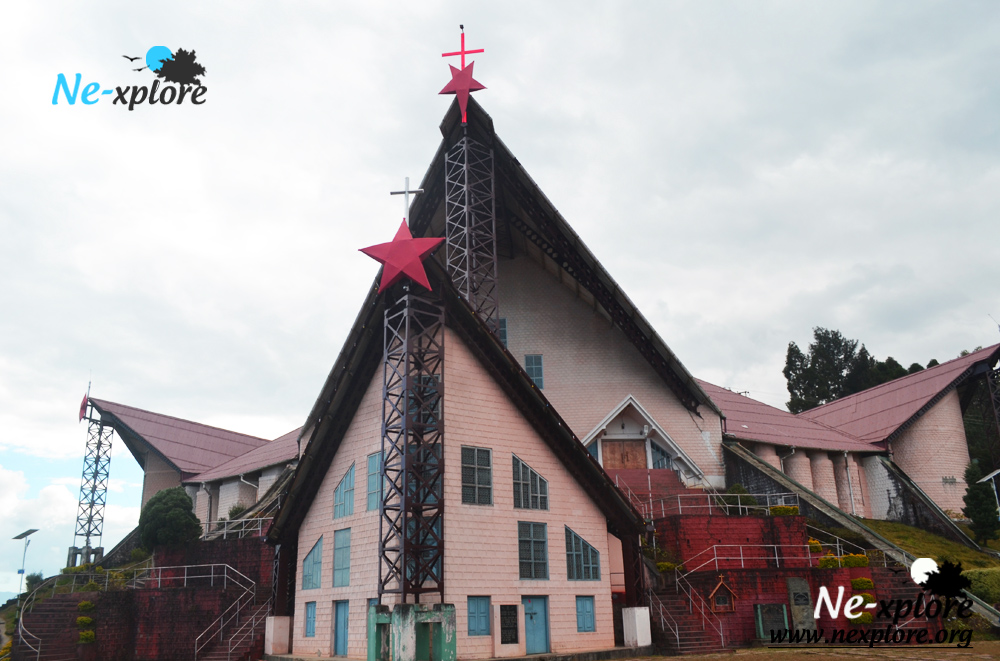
<box><xmin>800</xmin><ymin>344</ymin><xmax>1000</xmax><ymax>446</ymax></box>
<box><xmin>270</xmin><ymin>98</ymin><xmax>706</xmax><ymax>542</ymax></box>
<box><xmin>90</xmin><ymin>398</ymin><xmax>270</xmax><ymax>478</ymax></box>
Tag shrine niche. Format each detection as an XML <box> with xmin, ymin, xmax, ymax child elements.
<box><xmin>708</xmin><ymin>574</ymin><xmax>736</xmax><ymax>613</ymax></box>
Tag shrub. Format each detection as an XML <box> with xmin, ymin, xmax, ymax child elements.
<box><xmin>130</xmin><ymin>547</ymin><xmax>151</xmax><ymax>563</ymax></box>
<box><xmin>656</xmin><ymin>562</ymin><xmax>684</xmax><ymax>573</ymax></box>
<box><xmin>851</xmin><ymin>577</ymin><xmax>875</xmax><ymax>590</ymax></box>
<box><xmin>808</xmin><ymin>538</ymin><xmax>823</xmax><ymax>553</ymax></box>
<box><xmin>77</xmin><ymin>601</ymin><xmax>94</xmax><ymax>612</ymax></box>
<box><xmin>842</xmin><ymin>553</ymin><xmax>869</xmax><ymax>568</ymax></box>
<box><xmin>76</xmin><ymin>616</ymin><xmax>93</xmax><ymax>628</ymax></box>
<box><xmin>848</xmin><ymin>612</ymin><xmax>873</xmax><ymax>625</ymax></box>
<box><xmin>62</xmin><ymin>563</ymin><xmax>93</xmax><ymax>575</ymax></box>
<box><xmin>770</xmin><ymin>506</ymin><xmax>799</xmax><ymax>516</ymax></box>
<box><xmin>79</xmin><ymin>580</ymin><xmax>101</xmax><ymax>592</ymax></box>
<box><xmin>138</xmin><ymin>486</ymin><xmax>202</xmax><ymax>550</ymax></box>
<box><xmin>962</xmin><ymin>568</ymin><xmax>1000</xmax><ymax>604</ymax></box>
<box><xmin>854</xmin><ymin>592</ymin><xmax>875</xmax><ymax>604</ymax></box>
<box><xmin>24</xmin><ymin>571</ymin><xmax>44</xmax><ymax>594</ymax></box>
<box><xmin>818</xmin><ymin>557</ymin><xmax>842</xmax><ymax>569</ymax></box>
<box><xmin>720</xmin><ymin>484</ymin><xmax>758</xmax><ymax>513</ymax></box>
<box><xmin>78</xmin><ymin>630</ymin><xmax>95</xmax><ymax>644</ymax></box>
<box><xmin>228</xmin><ymin>503</ymin><xmax>248</xmax><ymax>519</ymax></box>
<box><xmin>1</xmin><ymin>639</ymin><xmax>11</xmax><ymax>657</ymax></box>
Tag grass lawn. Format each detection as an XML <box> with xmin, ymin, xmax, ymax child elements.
<box><xmin>954</xmin><ymin>522</ymin><xmax>1000</xmax><ymax>552</ymax></box>
<box><xmin>860</xmin><ymin>519</ymin><xmax>1000</xmax><ymax>569</ymax></box>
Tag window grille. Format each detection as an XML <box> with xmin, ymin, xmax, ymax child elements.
<box><xmin>302</xmin><ymin>537</ymin><xmax>322</xmax><ymax>589</ymax></box>
<box><xmin>512</xmin><ymin>455</ymin><xmax>548</xmax><ymax>510</ymax></box>
<box><xmin>334</xmin><ymin>528</ymin><xmax>351</xmax><ymax>587</ymax></box>
<box><xmin>525</xmin><ymin>354</ymin><xmax>544</xmax><ymax>389</ymax></box>
<box><xmin>518</xmin><ymin>522</ymin><xmax>548</xmax><ymax>579</ymax></box>
<box><xmin>565</xmin><ymin>527</ymin><xmax>600</xmax><ymax>580</ymax></box>
<box><xmin>367</xmin><ymin>453</ymin><xmax>382</xmax><ymax>511</ymax></box>
<box><xmin>333</xmin><ymin>463</ymin><xmax>355</xmax><ymax>519</ymax></box>
<box><xmin>461</xmin><ymin>446</ymin><xmax>492</xmax><ymax>505</ymax></box>
<box><xmin>305</xmin><ymin>601</ymin><xmax>316</xmax><ymax>637</ymax></box>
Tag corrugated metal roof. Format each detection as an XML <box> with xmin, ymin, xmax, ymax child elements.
<box><xmin>90</xmin><ymin>398</ymin><xmax>270</xmax><ymax>476</ymax></box>
<box><xmin>800</xmin><ymin>344</ymin><xmax>1000</xmax><ymax>444</ymax></box>
<box><xmin>185</xmin><ymin>427</ymin><xmax>301</xmax><ymax>484</ymax></box>
<box><xmin>696</xmin><ymin>380</ymin><xmax>875</xmax><ymax>452</ymax></box>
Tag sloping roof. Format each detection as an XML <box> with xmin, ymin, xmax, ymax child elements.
<box><xmin>269</xmin><ymin>100</ymin><xmax>662</xmax><ymax>543</ymax></box>
<box><xmin>697</xmin><ymin>380</ymin><xmax>874</xmax><ymax>452</ymax></box>
<box><xmin>800</xmin><ymin>344</ymin><xmax>1000</xmax><ymax>445</ymax></box>
<box><xmin>185</xmin><ymin>427</ymin><xmax>302</xmax><ymax>484</ymax></box>
<box><xmin>90</xmin><ymin>398</ymin><xmax>270</xmax><ymax>477</ymax></box>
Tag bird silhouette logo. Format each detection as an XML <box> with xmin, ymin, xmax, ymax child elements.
<box><xmin>121</xmin><ymin>46</ymin><xmax>206</xmax><ymax>84</ymax></box>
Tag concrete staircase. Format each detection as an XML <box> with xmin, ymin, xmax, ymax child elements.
<box><xmin>605</xmin><ymin>468</ymin><xmax>693</xmax><ymax>518</ymax></box>
<box><xmin>15</xmin><ymin>593</ymin><xmax>83</xmax><ymax>661</ymax></box>
<box><xmin>870</xmin><ymin>566</ymin><xmax>942</xmax><ymax>634</ymax></box>
<box><xmin>198</xmin><ymin>602</ymin><xmax>269</xmax><ymax>661</ymax></box>
<box><xmin>648</xmin><ymin>587</ymin><xmax>729</xmax><ymax>655</ymax></box>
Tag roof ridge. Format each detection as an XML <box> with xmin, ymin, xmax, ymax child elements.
<box><xmin>90</xmin><ymin>398</ymin><xmax>270</xmax><ymax>442</ymax></box>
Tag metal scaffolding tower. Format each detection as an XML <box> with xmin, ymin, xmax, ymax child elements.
<box><xmin>67</xmin><ymin>401</ymin><xmax>112</xmax><ymax>567</ymax></box>
<box><xmin>445</xmin><ymin>134</ymin><xmax>499</xmax><ymax>332</ymax></box>
<box><xmin>378</xmin><ymin>287</ymin><xmax>446</xmax><ymax>602</ymax></box>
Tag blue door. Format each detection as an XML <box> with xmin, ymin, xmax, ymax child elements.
<box><xmin>334</xmin><ymin>600</ymin><xmax>349</xmax><ymax>656</ymax></box>
<box><xmin>522</xmin><ymin>596</ymin><xmax>549</xmax><ymax>654</ymax></box>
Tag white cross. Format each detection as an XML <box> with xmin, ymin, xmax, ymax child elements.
<box><xmin>390</xmin><ymin>177</ymin><xmax>424</xmax><ymax>224</ymax></box>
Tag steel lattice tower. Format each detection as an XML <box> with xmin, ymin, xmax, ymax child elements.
<box><xmin>378</xmin><ymin>287</ymin><xmax>446</xmax><ymax>602</ymax></box>
<box><xmin>445</xmin><ymin>135</ymin><xmax>499</xmax><ymax>332</ymax></box>
<box><xmin>988</xmin><ymin>366</ymin><xmax>1000</xmax><ymax>440</ymax></box>
<box><xmin>70</xmin><ymin>402</ymin><xmax>112</xmax><ymax>564</ymax></box>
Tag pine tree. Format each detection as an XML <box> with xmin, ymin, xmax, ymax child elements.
<box><xmin>962</xmin><ymin>462</ymin><xmax>1000</xmax><ymax>544</ymax></box>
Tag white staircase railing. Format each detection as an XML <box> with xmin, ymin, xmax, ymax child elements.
<box><xmin>673</xmin><ymin>570</ymin><xmax>725</xmax><ymax>648</ymax></box>
<box><xmin>193</xmin><ymin>566</ymin><xmax>257</xmax><ymax>660</ymax></box>
<box><xmin>646</xmin><ymin>589</ymin><xmax>679</xmax><ymax>647</ymax></box>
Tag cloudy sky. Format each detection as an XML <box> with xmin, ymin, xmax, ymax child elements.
<box><xmin>2</xmin><ymin>2</ymin><xmax>999</xmax><ymax>595</ymax></box>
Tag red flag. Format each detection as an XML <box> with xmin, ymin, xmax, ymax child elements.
<box><xmin>79</xmin><ymin>393</ymin><xmax>88</xmax><ymax>422</ymax></box>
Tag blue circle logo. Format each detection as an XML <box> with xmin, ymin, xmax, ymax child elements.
<box><xmin>145</xmin><ymin>46</ymin><xmax>173</xmax><ymax>72</ymax></box>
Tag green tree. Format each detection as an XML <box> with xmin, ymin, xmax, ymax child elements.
<box><xmin>962</xmin><ymin>462</ymin><xmax>1000</xmax><ymax>544</ymax></box>
<box><xmin>138</xmin><ymin>487</ymin><xmax>202</xmax><ymax>550</ymax></box>
<box><xmin>784</xmin><ymin>328</ymin><xmax>859</xmax><ymax>413</ymax></box>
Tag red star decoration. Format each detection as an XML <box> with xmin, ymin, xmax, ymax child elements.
<box><xmin>439</xmin><ymin>61</ymin><xmax>486</xmax><ymax>124</ymax></box>
<box><xmin>359</xmin><ymin>221</ymin><xmax>445</xmax><ymax>293</ymax></box>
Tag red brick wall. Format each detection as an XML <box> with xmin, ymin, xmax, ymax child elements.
<box><xmin>154</xmin><ymin>537</ymin><xmax>275</xmax><ymax>593</ymax></box>
<box><xmin>656</xmin><ymin>515</ymin><xmax>808</xmax><ymax>568</ymax></box>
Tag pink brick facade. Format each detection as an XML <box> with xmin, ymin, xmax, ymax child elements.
<box><xmin>499</xmin><ymin>255</ymin><xmax>726</xmax><ymax>487</ymax></box>
<box><xmin>831</xmin><ymin>453</ymin><xmax>862</xmax><ymax>515</ymax></box>
<box><xmin>752</xmin><ymin>443</ymin><xmax>782</xmax><ymax>470</ymax></box>
<box><xmin>291</xmin><ymin>328</ymin><xmax>617</xmax><ymax>658</ymax></box>
<box><xmin>808</xmin><ymin>451</ymin><xmax>838</xmax><ymax>505</ymax></box>
<box><xmin>890</xmin><ymin>389</ymin><xmax>970</xmax><ymax>514</ymax></box>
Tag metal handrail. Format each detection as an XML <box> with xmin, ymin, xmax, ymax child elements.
<box><xmin>221</xmin><ymin>598</ymin><xmax>272</xmax><ymax>660</ymax></box>
<box><xmin>805</xmin><ymin>524</ymin><xmax>867</xmax><ymax>556</ymax></box>
<box><xmin>201</xmin><ymin>516</ymin><xmax>274</xmax><ymax>540</ymax></box>
<box><xmin>674</xmin><ymin>570</ymin><xmax>725</xmax><ymax>648</ymax></box>
<box><xmin>646</xmin><ymin>589</ymin><xmax>679</xmax><ymax>647</ymax></box>
<box><xmin>678</xmin><ymin>543</ymin><xmax>828</xmax><ymax>576</ymax></box>
<box><xmin>194</xmin><ymin>566</ymin><xmax>258</xmax><ymax>660</ymax></box>
<box><xmin>613</xmin><ymin>475</ymin><xmax>650</xmax><ymax>518</ymax></box>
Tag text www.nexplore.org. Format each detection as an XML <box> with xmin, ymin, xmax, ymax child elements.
<box><xmin>770</xmin><ymin>627</ymin><xmax>973</xmax><ymax>647</ymax></box>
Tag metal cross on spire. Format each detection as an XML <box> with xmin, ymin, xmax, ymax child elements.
<box><xmin>390</xmin><ymin>177</ymin><xmax>424</xmax><ymax>224</ymax></box>
<box><xmin>441</xmin><ymin>24</ymin><xmax>483</xmax><ymax>70</ymax></box>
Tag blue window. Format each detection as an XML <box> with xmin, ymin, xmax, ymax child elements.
<box><xmin>467</xmin><ymin>596</ymin><xmax>491</xmax><ymax>636</ymax></box>
<box><xmin>525</xmin><ymin>355</ymin><xmax>543</xmax><ymax>389</ymax></box>
<box><xmin>586</xmin><ymin>442</ymin><xmax>599</xmax><ymax>461</ymax></box>
<box><xmin>566</xmin><ymin>527</ymin><xmax>600</xmax><ymax>580</ymax></box>
<box><xmin>461</xmin><ymin>446</ymin><xmax>492</xmax><ymax>505</ymax></box>
<box><xmin>334</xmin><ymin>528</ymin><xmax>351</xmax><ymax>587</ymax></box>
<box><xmin>512</xmin><ymin>455</ymin><xmax>548</xmax><ymax>510</ymax></box>
<box><xmin>498</xmin><ymin>318</ymin><xmax>508</xmax><ymax>347</ymax></box>
<box><xmin>651</xmin><ymin>443</ymin><xmax>671</xmax><ymax>470</ymax></box>
<box><xmin>367</xmin><ymin>452</ymin><xmax>382</xmax><ymax>511</ymax></box>
<box><xmin>518</xmin><ymin>522</ymin><xmax>547</xmax><ymax>579</ymax></box>
<box><xmin>305</xmin><ymin>601</ymin><xmax>317</xmax><ymax>637</ymax></box>
<box><xmin>302</xmin><ymin>537</ymin><xmax>322</xmax><ymax>590</ymax></box>
<box><xmin>576</xmin><ymin>596</ymin><xmax>595</xmax><ymax>632</ymax></box>
<box><xmin>334</xmin><ymin>463</ymin><xmax>355</xmax><ymax>519</ymax></box>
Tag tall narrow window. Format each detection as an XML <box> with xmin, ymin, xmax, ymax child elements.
<box><xmin>498</xmin><ymin>318</ymin><xmax>508</xmax><ymax>348</ymax></box>
<box><xmin>305</xmin><ymin>601</ymin><xmax>317</xmax><ymax>637</ymax></box>
<box><xmin>565</xmin><ymin>527</ymin><xmax>601</xmax><ymax>580</ymax></box>
<box><xmin>367</xmin><ymin>452</ymin><xmax>382</xmax><ymax>511</ymax></box>
<box><xmin>518</xmin><ymin>522</ymin><xmax>548</xmax><ymax>580</ymax></box>
<box><xmin>651</xmin><ymin>443</ymin><xmax>671</xmax><ymax>470</ymax></box>
<box><xmin>333</xmin><ymin>463</ymin><xmax>355</xmax><ymax>519</ymax></box>
<box><xmin>525</xmin><ymin>355</ymin><xmax>543</xmax><ymax>389</ymax></box>
<box><xmin>576</xmin><ymin>596</ymin><xmax>595</xmax><ymax>632</ymax></box>
<box><xmin>302</xmin><ymin>537</ymin><xmax>322</xmax><ymax>590</ymax></box>
<box><xmin>461</xmin><ymin>446</ymin><xmax>492</xmax><ymax>505</ymax></box>
<box><xmin>468</xmin><ymin>596</ymin><xmax>491</xmax><ymax>636</ymax></box>
<box><xmin>334</xmin><ymin>528</ymin><xmax>351</xmax><ymax>587</ymax></box>
<box><xmin>512</xmin><ymin>455</ymin><xmax>548</xmax><ymax>510</ymax></box>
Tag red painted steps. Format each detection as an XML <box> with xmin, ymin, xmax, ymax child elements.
<box><xmin>198</xmin><ymin>602</ymin><xmax>269</xmax><ymax>661</ymax></box>
<box><xmin>648</xmin><ymin>588</ymin><xmax>731</xmax><ymax>655</ymax></box>
<box><xmin>13</xmin><ymin>593</ymin><xmax>85</xmax><ymax>661</ymax></box>
<box><xmin>606</xmin><ymin>469</ymin><xmax>700</xmax><ymax>518</ymax></box>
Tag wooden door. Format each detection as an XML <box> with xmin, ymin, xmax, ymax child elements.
<box><xmin>601</xmin><ymin>439</ymin><xmax>647</xmax><ymax>469</ymax></box>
